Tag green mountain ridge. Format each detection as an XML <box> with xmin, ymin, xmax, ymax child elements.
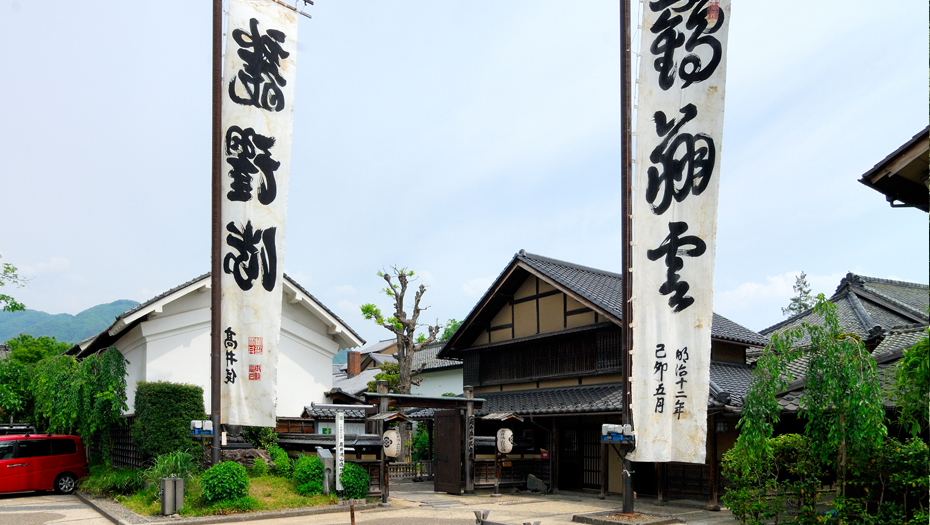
<box><xmin>0</xmin><ymin>299</ymin><xmax>140</xmax><ymax>345</ymax></box>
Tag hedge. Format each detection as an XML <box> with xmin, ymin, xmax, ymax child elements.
<box><xmin>132</xmin><ymin>381</ymin><xmax>206</xmax><ymax>459</ymax></box>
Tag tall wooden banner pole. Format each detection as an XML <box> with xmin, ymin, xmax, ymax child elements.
<box><xmin>620</xmin><ymin>0</ymin><xmax>635</xmax><ymax>514</ymax></box>
<box><xmin>210</xmin><ymin>0</ymin><xmax>224</xmax><ymax>466</ymax></box>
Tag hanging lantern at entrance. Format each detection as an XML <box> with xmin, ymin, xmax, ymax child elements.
<box><xmin>496</xmin><ymin>428</ymin><xmax>514</xmax><ymax>454</ymax></box>
<box><xmin>382</xmin><ymin>429</ymin><xmax>401</xmax><ymax>457</ymax></box>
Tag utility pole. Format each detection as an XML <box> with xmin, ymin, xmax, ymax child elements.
<box><xmin>620</xmin><ymin>0</ymin><xmax>635</xmax><ymax>514</ymax></box>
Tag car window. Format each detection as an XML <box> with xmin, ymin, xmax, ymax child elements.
<box><xmin>51</xmin><ymin>439</ymin><xmax>77</xmax><ymax>456</ymax></box>
<box><xmin>0</xmin><ymin>441</ymin><xmax>13</xmax><ymax>460</ymax></box>
<box><xmin>16</xmin><ymin>439</ymin><xmax>52</xmax><ymax>458</ymax></box>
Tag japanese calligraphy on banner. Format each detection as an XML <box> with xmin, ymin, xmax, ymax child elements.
<box><xmin>629</xmin><ymin>0</ymin><xmax>730</xmax><ymax>464</ymax></box>
<box><xmin>220</xmin><ymin>0</ymin><xmax>297</xmax><ymax>427</ymax></box>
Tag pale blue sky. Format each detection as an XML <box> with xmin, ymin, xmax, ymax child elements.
<box><xmin>1</xmin><ymin>1</ymin><xmax>926</xmax><ymax>345</ymax></box>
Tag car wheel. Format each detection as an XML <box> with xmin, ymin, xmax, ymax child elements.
<box><xmin>54</xmin><ymin>473</ymin><xmax>78</xmax><ymax>494</ymax></box>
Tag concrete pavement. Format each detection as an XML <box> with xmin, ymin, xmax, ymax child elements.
<box><xmin>0</xmin><ymin>492</ymin><xmax>111</xmax><ymax>525</ymax></box>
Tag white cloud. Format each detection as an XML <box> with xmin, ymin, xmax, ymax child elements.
<box><xmin>714</xmin><ymin>271</ymin><xmax>846</xmax><ymax>332</ymax></box>
<box><xmin>415</xmin><ymin>270</ymin><xmax>437</xmax><ymax>287</ymax></box>
<box><xmin>333</xmin><ymin>285</ymin><xmax>357</xmax><ymax>295</ymax></box>
<box><xmin>286</xmin><ymin>270</ymin><xmax>312</xmax><ymax>287</ymax></box>
<box><xmin>336</xmin><ymin>300</ymin><xmax>358</xmax><ymax>314</ymax></box>
<box><xmin>19</xmin><ymin>256</ymin><xmax>71</xmax><ymax>277</ymax></box>
<box><xmin>461</xmin><ymin>277</ymin><xmax>493</xmax><ymax>298</ymax></box>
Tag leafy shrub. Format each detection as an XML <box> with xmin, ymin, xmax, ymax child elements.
<box><xmin>145</xmin><ymin>450</ymin><xmax>199</xmax><ymax>485</ymax></box>
<box><xmin>79</xmin><ymin>465</ymin><xmax>145</xmax><ymax>496</ymax></box>
<box><xmin>242</xmin><ymin>426</ymin><xmax>278</xmax><ymax>449</ymax></box>
<box><xmin>201</xmin><ymin>461</ymin><xmax>249</xmax><ymax>502</ymax></box>
<box><xmin>268</xmin><ymin>445</ymin><xmax>292</xmax><ymax>477</ymax></box>
<box><xmin>293</xmin><ymin>455</ymin><xmax>325</xmax><ymax>495</ymax></box>
<box><xmin>132</xmin><ymin>381</ymin><xmax>205</xmax><ymax>458</ymax></box>
<box><xmin>297</xmin><ymin>480</ymin><xmax>323</xmax><ymax>496</ymax></box>
<box><xmin>340</xmin><ymin>462</ymin><xmax>369</xmax><ymax>500</ymax></box>
<box><xmin>411</xmin><ymin>426</ymin><xmax>429</xmax><ymax>461</ymax></box>
<box><xmin>250</xmin><ymin>457</ymin><xmax>268</xmax><ymax>477</ymax></box>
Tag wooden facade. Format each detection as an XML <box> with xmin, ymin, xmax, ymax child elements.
<box><xmin>439</xmin><ymin>253</ymin><xmax>767</xmax><ymax>502</ymax></box>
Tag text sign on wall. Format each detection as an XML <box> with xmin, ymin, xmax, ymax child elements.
<box><xmin>629</xmin><ymin>0</ymin><xmax>730</xmax><ymax>464</ymax></box>
<box><xmin>220</xmin><ymin>0</ymin><xmax>297</xmax><ymax>428</ymax></box>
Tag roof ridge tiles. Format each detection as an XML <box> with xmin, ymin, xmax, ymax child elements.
<box><xmin>843</xmin><ymin>272</ymin><xmax>928</xmax><ymax>291</ymax></box>
<box><xmin>886</xmin><ymin>323</ymin><xmax>929</xmax><ymax>333</ymax></box>
<box><xmin>846</xmin><ymin>291</ymin><xmax>878</xmax><ymax>332</ymax></box>
<box><xmin>858</xmin><ymin>290</ymin><xmax>929</xmax><ymax>321</ymax></box>
<box><xmin>518</xmin><ymin>250</ymin><xmax>624</xmax><ymax>279</ymax></box>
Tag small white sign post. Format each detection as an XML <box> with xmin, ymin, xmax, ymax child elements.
<box><xmin>335</xmin><ymin>412</ymin><xmax>345</xmax><ymax>493</ymax></box>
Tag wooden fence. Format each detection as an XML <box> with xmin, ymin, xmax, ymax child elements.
<box><xmin>388</xmin><ymin>461</ymin><xmax>433</xmax><ymax>480</ymax></box>
<box><xmin>474</xmin><ymin>458</ymin><xmax>549</xmax><ymax>488</ymax></box>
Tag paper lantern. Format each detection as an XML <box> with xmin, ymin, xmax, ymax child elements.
<box><xmin>382</xmin><ymin>429</ymin><xmax>401</xmax><ymax>458</ymax></box>
<box><xmin>496</xmin><ymin>428</ymin><xmax>514</xmax><ymax>454</ymax></box>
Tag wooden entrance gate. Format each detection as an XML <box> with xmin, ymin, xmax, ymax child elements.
<box><xmin>433</xmin><ymin>409</ymin><xmax>462</xmax><ymax>494</ymax></box>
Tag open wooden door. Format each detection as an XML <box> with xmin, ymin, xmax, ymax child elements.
<box><xmin>433</xmin><ymin>409</ymin><xmax>462</xmax><ymax>494</ymax></box>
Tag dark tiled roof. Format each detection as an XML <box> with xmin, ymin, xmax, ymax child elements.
<box><xmin>357</xmin><ymin>339</ymin><xmax>396</xmax><ymax>355</ymax></box>
<box><xmin>277</xmin><ymin>433</ymin><xmax>382</xmax><ymax>448</ymax></box>
<box><xmin>872</xmin><ymin>324</ymin><xmax>928</xmax><ymax>360</ymax></box>
<box><xmin>302</xmin><ymin>407</ymin><xmax>366</xmax><ymax>419</ymax></box>
<box><xmin>406</xmin><ymin>364</ymin><xmax>750</xmax><ymax>418</ymax></box>
<box><xmin>476</xmin><ymin>384</ymin><xmax>624</xmax><ymax>416</ymax></box>
<box><xmin>368</xmin><ymin>353</ymin><xmax>395</xmax><ymax>366</ymax></box>
<box><xmin>777</xmin><ymin>357</ymin><xmax>902</xmax><ymax>413</ymax></box>
<box><xmin>518</xmin><ymin>252</ymin><xmax>625</xmax><ymax>321</ymax></box>
<box><xmin>761</xmin><ymin>273</ymin><xmax>928</xmax><ymax>347</ymax></box>
<box><xmin>709</xmin><ymin>361</ymin><xmax>754</xmax><ymax>408</ymax></box>
<box><xmin>412</xmin><ymin>341</ymin><xmax>462</xmax><ymax>372</ymax></box>
<box><xmin>360</xmin><ymin>341</ymin><xmax>462</xmax><ymax>372</ymax></box>
<box><xmin>517</xmin><ymin>251</ymin><xmax>769</xmax><ymax>347</ymax></box>
<box><xmin>331</xmin><ymin>368</ymin><xmax>380</xmax><ymax>396</ymax></box>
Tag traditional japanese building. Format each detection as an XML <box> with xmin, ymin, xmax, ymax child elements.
<box><xmin>436</xmin><ymin>250</ymin><xmax>769</xmax><ymax>500</ymax></box>
<box><xmin>857</xmin><ymin>126</ymin><xmax>929</xmax><ymax>212</ymax></box>
<box><xmin>67</xmin><ymin>272</ymin><xmax>365</xmax><ymax>418</ymax></box>
<box><xmin>760</xmin><ymin>273</ymin><xmax>928</xmax><ymax>436</ymax></box>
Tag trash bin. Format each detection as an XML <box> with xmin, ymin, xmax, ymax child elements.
<box><xmin>160</xmin><ymin>477</ymin><xmax>184</xmax><ymax>515</ymax></box>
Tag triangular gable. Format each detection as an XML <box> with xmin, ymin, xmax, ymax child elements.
<box><xmin>69</xmin><ymin>272</ymin><xmax>364</xmax><ymax>358</ymax></box>
<box><xmin>441</xmin><ymin>250</ymin><xmax>768</xmax><ymax>359</ymax></box>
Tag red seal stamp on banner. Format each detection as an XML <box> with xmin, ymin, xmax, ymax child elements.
<box><xmin>248</xmin><ymin>364</ymin><xmax>262</xmax><ymax>381</ymax></box>
<box><xmin>249</xmin><ymin>337</ymin><xmax>263</xmax><ymax>355</ymax></box>
<box><xmin>707</xmin><ymin>0</ymin><xmax>719</xmax><ymax>24</ymax></box>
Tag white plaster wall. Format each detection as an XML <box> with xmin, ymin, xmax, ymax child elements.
<box><xmin>142</xmin><ymin>306</ymin><xmax>212</xmax><ymax>414</ymax></box>
<box><xmin>115</xmin><ymin>324</ymin><xmax>146</xmax><ymax>414</ymax></box>
<box><xmin>277</xmin><ymin>312</ymin><xmax>339</xmax><ymax>417</ymax></box>
<box><xmin>413</xmin><ymin>368</ymin><xmax>463</xmax><ymax>397</ymax></box>
<box><xmin>107</xmin><ymin>280</ymin><xmax>355</xmax><ymax>421</ymax></box>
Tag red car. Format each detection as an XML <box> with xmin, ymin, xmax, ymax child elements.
<box><xmin>0</xmin><ymin>434</ymin><xmax>89</xmax><ymax>494</ymax></box>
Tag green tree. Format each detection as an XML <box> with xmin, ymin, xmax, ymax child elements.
<box><xmin>361</xmin><ymin>267</ymin><xmax>441</xmax><ymax>461</ymax></box>
<box><xmin>30</xmin><ymin>348</ymin><xmax>127</xmax><ymax>462</ymax></box>
<box><xmin>0</xmin><ymin>254</ymin><xmax>27</xmax><ymax>312</ymax></box>
<box><xmin>360</xmin><ymin>267</ymin><xmax>441</xmax><ymax>395</ymax></box>
<box><xmin>366</xmin><ymin>362</ymin><xmax>401</xmax><ymax>393</ymax></box>
<box><xmin>6</xmin><ymin>334</ymin><xmax>71</xmax><ymax>364</ymax></box>
<box><xmin>893</xmin><ymin>329</ymin><xmax>929</xmax><ymax>437</ymax></box>
<box><xmin>724</xmin><ymin>296</ymin><xmax>890</xmax><ymax>523</ymax></box>
<box><xmin>781</xmin><ymin>271</ymin><xmax>814</xmax><ymax>317</ymax></box>
<box><xmin>0</xmin><ymin>357</ymin><xmax>31</xmax><ymax>422</ymax></box>
<box><xmin>441</xmin><ymin>318</ymin><xmax>462</xmax><ymax>340</ymax></box>
<box><xmin>801</xmin><ymin>298</ymin><xmax>886</xmax><ymax>496</ymax></box>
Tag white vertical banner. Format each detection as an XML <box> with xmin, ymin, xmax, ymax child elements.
<box><xmin>629</xmin><ymin>0</ymin><xmax>730</xmax><ymax>464</ymax></box>
<box><xmin>335</xmin><ymin>412</ymin><xmax>345</xmax><ymax>492</ymax></box>
<box><xmin>220</xmin><ymin>0</ymin><xmax>298</xmax><ymax>427</ymax></box>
